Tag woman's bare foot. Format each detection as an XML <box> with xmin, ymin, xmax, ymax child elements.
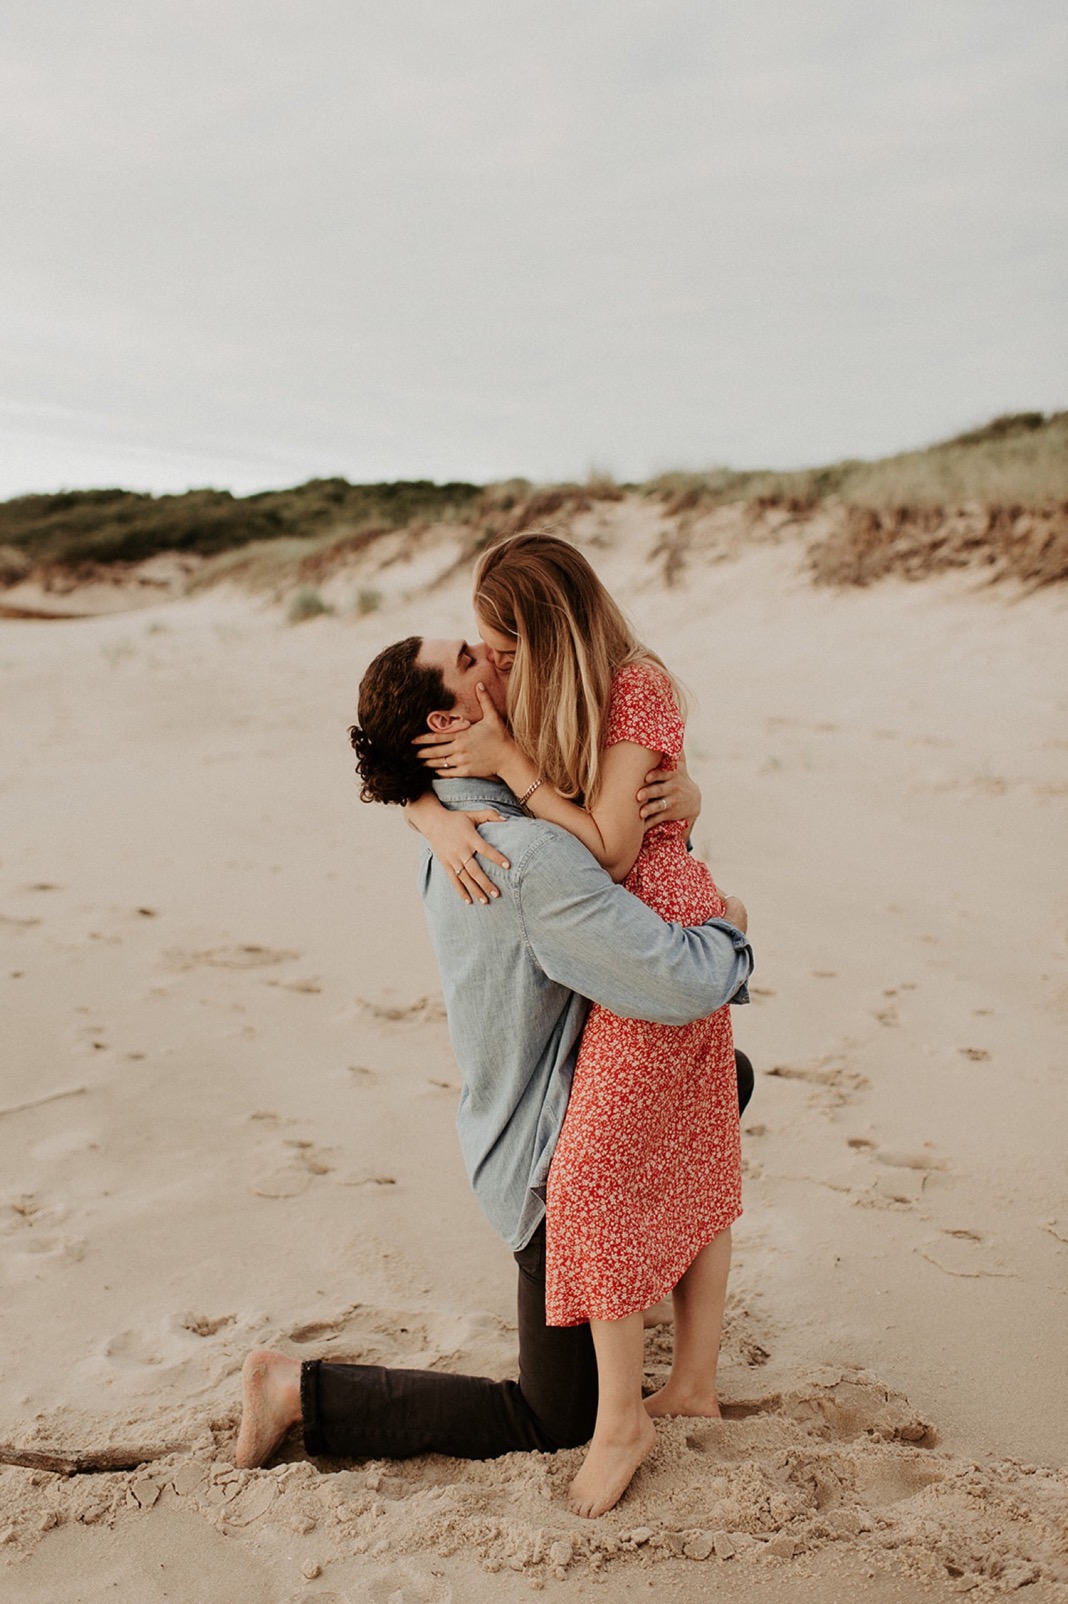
<box><xmin>234</xmin><ymin>1350</ymin><xmax>301</xmax><ymax>1468</ymax></box>
<box><xmin>568</xmin><ymin>1414</ymin><xmax>656</xmax><ymax>1518</ymax></box>
<box><xmin>643</xmin><ymin>1381</ymin><xmax>720</xmax><ymax>1420</ymax></box>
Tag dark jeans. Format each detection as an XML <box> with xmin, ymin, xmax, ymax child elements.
<box><xmin>301</xmin><ymin>1221</ymin><xmax>599</xmax><ymax>1459</ymax></box>
<box><xmin>300</xmin><ymin>1049</ymin><xmax>754</xmax><ymax>1462</ymax></box>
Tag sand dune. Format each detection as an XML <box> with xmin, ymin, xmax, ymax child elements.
<box><xmin>1</xmin><ymin>510</ymin><xmax>1066</xmax><ymax>1602</ymax></box>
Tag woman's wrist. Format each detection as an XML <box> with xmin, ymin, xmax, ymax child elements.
<box><xmin>500</xmin><ymin>754</ymin><xmax>540</xmax><ymax>804</ymax></box>
<box><xmin>515</xmin><ymin>775</ymin><xmax>543</xmax><ymax>808</ymax></box>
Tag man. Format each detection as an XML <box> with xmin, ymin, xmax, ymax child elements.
<box><xmin>235</xmin><ymin>635</ymin><xmax>752</xmax><ymax>1471</ymax></box>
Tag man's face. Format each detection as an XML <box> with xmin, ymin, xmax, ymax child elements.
<box><xmin>415</xmin><ymin>637</ymin><xmax>507</xmax><ymax>724</ymax></box>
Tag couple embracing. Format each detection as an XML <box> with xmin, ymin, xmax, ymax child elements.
<box><xmin>236</xmin><ymin>532</ymin><xmax>754</xmax><ymax>1519</ymax></box>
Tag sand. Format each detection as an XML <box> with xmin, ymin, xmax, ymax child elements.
<box><xmin>1</xmin><ymin>503</ymin><xmax>1066</xmax><ymax>1603</ymax></box>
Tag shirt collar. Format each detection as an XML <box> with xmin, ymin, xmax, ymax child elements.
<box><xmin>432</xmin><ymin>777</ymin><xmax>524</xmax><ymax>813</ymax></box>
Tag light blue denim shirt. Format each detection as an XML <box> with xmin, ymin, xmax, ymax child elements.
<box><xmin>420</xmin><ymin>778</ymin><xmax>753</xmax><ymax>1252</ymax></box>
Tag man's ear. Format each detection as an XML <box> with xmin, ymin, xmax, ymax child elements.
<box><xmin>426</xmin><ymin>709</ymin><xmax>462</xmax><ymax>732</ymax></box>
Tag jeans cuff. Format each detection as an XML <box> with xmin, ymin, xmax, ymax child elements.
<box><xmin>300</xmin><ymin>1360</ymin><xmax>323</xmax><ymax>1457</ymax></box>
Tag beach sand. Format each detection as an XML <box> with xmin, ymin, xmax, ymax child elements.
<box><xmin>1</xmin><ymin>506</ymin><xmax>1066</xmax><ymax>1602</ymax></box>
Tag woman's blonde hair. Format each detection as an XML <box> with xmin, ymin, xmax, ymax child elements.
<box><xmin>473</xmin><ymin>530</ymin><xmax>683</xmax><ymax>805</ymax></box>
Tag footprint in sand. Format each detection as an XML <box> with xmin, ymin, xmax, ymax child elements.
<box><xmin>719</xmin><ymin>1375</ymin><xmax>937</xmax><ymax>1446</ymax></box>
<box><xmin>366</xmin><ymin>1566</ymin><xmax>451</xmax><ymax>1604</ymax></box>
<box><xmin>766</xmin><ymin>1061</ymin><xmax>869</xmax><ymax>1109</ymax></box>
<box><xmin>1</xmin><ymin>1194</ymin><xmax>46</xmax><ymax>1230</ymax></box>
<box><xmin>103</xmin><ymin>1329</ymin><xmax>167</xmax><ymax>1368</ymax></box>
<box><xmin>286</xmin><ymin>1310</ymin><xmax>362</xmax><ymax>1344</ymax></box>
<box><xmin>250</xmin><ymin>1141</ymin><xmax>335</xmax><ymax>1199</ymax></box>
<box><xmin>1</xmin><ymin>1195</ymin><xmax>87</xmax><ymax>1273</ymax></box>
<box><xmin>0</xmin><ymin>913</ymin><xmax>42</xmax><ymax>930</ymax></box>
<box><xmin>918</xmin><ymin>1230</ymin><xmax>1013</xmax><ymax>1279</ymax></box>
<box><xmin>767</xmin><ymin>1062</ymin><xmax>868</xmax><ymax>1090</ymax></box>
<box><xmin>875</xmin><ymin>1148</ymin><xmax>949</xmax><ymax>1173</ymax></box>
<box><xmin>4</xmin><ymin>1233</ymin><xmax>87</xmax><ymax>1275</ymax></box>
<box><xmin>352</xmin><ymin>993</ymin><xmax>448</xmax><ymax>1026</ymax></box>
<box><xmin>853</xmin><ymin>1146</ymin><xmax>949</xmax><ymax>1206</ymax></box>
<box><xmin>164</xmin><ymin>944</ymin><xmax>300</xmax><ymax>973</ymax></box>
<box><xmin>283</xmin><ymin>1306</ymin><xmax>444</xmax><ymax>1369</ymax></box>
<box><xmin>102</xmin><ymin>1312</ymin><xmax>240</xmax><ymax>1370</ymax></box>
<box><xmin>175</xmin><ymin>1312</ymin><xmax>236</xmax><ymax>1338</ymax></box>
<box><xmin>869</xmin><ymin>1171</ymin><xmax>925</xmax><ymax>1205</ymax></box>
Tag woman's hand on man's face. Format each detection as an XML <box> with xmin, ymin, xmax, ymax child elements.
<box><xmin>412</xmin><ymin>684</ymin><xmax>515</xmax><ymax>779</ymax></box>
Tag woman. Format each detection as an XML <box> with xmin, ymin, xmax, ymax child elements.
<box><xmin>408</xmin><ymin>532</ymin><xmax>744</xmax><ymax>1519</ymax></box>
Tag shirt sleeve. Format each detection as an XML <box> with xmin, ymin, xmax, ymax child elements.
<box><xmin>514</xmin><ymin>825</ymin><xmax>752</xmax><ymax>1024</ymax></box>
<box><xmin>605</xmin><ymin>663</ymin><xmax>684</xmax><ymax>762</ymax></box>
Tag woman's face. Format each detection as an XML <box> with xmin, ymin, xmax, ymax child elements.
<box><xmin>475</xmin><ymin>612</ymin><xmax>518</xmax><ymax>677</ymax></box>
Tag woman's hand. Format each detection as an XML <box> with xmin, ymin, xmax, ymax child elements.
<box><xmin>406</xmin><ymin>795</ymin><xmax>510</xmax><ymax>906</ymax></box>
<box><xmin>637</xmin><ymin>750</ymin><xmax>702</xmax><ymax>833</ymax></box>
<box><xmin>412</xmin><ymin>684</ymin><xmax>517</xmax><ymax>779</ymax></box>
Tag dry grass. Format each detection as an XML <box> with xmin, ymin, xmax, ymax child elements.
<box><xmin>647</xmin><ymin>412</ymin><xmax>1068</xmax><ymax>513</ymax></box>
<box><xmin>807</xmin><ymin>502</ymin><xmax>1068</xmax><ymax>589</ymax></box>
<box><xmin>2</xmin><ymin>417</ymin><xmax>1065</xmax><ymax>597</ymax></box>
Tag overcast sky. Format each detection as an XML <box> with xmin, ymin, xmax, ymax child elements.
<box><xmin>2</xmin><ymin>1</ymin><xmax>1065</xmax><ymax>499</ymax></box>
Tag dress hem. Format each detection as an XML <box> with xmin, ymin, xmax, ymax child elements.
<box><xmin>544</xmin><ymin>1205</ymin><xmax>742</xmax><ymax>1328</ymax></box>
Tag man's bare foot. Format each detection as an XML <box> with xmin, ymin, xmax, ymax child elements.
<box><xmin>643</xmin><ymin>1381</ymin><xmax>720</xmax><ymax>1420</ymax></box>
<box><xmin>567</xmin><ymin>1415</ymin><xmax>656</xmax><ymax>1518</ymax></box>
<box><xmin>234</xmin><ymin>1350</ymin><xmax>301</xmax><ymax>1468</ymax></box>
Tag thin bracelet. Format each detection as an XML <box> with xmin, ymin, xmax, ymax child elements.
<box><xmin>517</xmin><ymin>776</ymin><xmax>543</xmax><ymax>809</ymax></box>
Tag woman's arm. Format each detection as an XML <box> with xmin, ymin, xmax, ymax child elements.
<box><xmin>502</xmin><ymin>737</ymin><xmax>653</xmax><ymax>882</ymax></box>
<box><xmin>404</xmin><ymin>791</ymin><xmax>510</xmax><ymax>906</ymax></box>
<box><xmin>413</xmin><ymin>685</ymin><xmax>653</xmax><ymax>883</ymax></box>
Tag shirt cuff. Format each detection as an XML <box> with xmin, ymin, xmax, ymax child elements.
<box><xmin>705</xmin><ymin>918</ymin><xmax>753</xmax><ymax>1005</ymax></box>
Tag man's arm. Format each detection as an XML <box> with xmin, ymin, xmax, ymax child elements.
<box><xmin>514</xmin><ymin>829</ymin><xmax>752</xmax><ymax>1025</ymax></box>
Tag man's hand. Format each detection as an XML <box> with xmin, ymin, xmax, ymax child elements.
<box><xmin>722</xmin><ymin>894</ymin><xmax>747</xmax><ymax>934</ymax></box>
<box><xmin>637</xmin><ymin>751</ymin><xmax>702</xmax><ymax>832</ymax></box>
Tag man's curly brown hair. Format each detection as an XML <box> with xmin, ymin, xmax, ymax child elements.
<box><xmin>349</xmin><ymin>636</ymin><xmax>454</xmax><ymax>806</ymax></box>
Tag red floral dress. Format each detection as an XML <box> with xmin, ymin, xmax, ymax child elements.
<box><xmin>544</xmin><ymin>662</ymin><xmax>742</xmax><ymax>1326</ymax></box>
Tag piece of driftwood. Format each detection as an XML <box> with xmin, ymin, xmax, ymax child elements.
<box><xmin>0</xmin><ymin>1085</ymin><xmax>87</xmax><ymax>1120</ymax></box>
<box><xmin>0</xmin><ymin>1440</ymin><xmax>189</xmax><ymax>1475</ymax></box>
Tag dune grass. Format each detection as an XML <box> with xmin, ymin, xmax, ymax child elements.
<box><xmin>1</xmin><ymin>416</ymin><xmax>1064</xmax><ymax>592</ymax></box>
<box><xmin>647</xmin><ymin>412</ymin><xmax>1068</xmax><ymax>511</ymax></box>
<box><xmin>0</xmin><ymin>479</ymin><xmax>482</xmax><ymax>570</ymax></box>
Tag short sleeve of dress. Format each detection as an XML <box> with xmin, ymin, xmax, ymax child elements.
<box><xmin>604</xmin><ymin>663</ymin><xmax>684</xmax><ymax>762</ymax></box>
